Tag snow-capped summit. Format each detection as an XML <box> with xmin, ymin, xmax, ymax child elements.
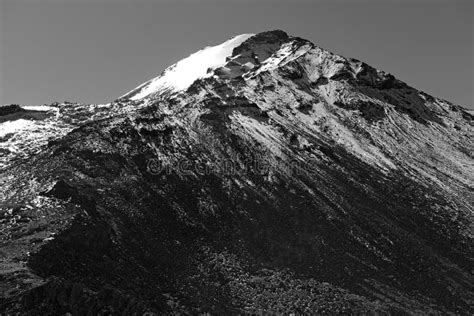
<box><xmin>121</xmin><ymin>34</ymin><xmax>254</xmax><ymax>100</ymax></box>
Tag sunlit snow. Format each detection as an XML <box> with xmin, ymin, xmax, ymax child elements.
<box><xmin>126</xmin><ymin>34</ymin><xmax>254</xmax><ymax>100</ymax></box>
<box><xmin>22</xmin><ymin>105</ymin><xmax>55</xmax><ymax>112</ymax></box>
<box><xmin>0</xmin><ymin>119</ymin><xmax>31</xmax><ymax>138</ymax></box>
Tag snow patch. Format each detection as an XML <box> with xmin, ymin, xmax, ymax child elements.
<box><xmin>126</xmin><ymin>34</ymin><xmax>254</xmax><ymax>100</ymax></box>
<box><xmin>22</xmin><ymin>105</ymin><xmax>55</xmax><ymax>112</ymax></box>
<box><xmin>0</xmin><ymin>119</ymin><xmax>32</xmax><ymax>138</ymax></box>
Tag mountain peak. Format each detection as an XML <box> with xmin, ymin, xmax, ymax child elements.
<box><xmin>2</xmin><ymin>30</ymin><xmax>473</xmax><ymax>315</ymax></box>
<box><xmin>121</xmin><ymin>30</ymin><xmax>303</xmax><ymax>101</ymax></box>
<box><xmin>247</xmin><ymin>29</ymin><xmax>290</xmax><ymax>41</ymax></box>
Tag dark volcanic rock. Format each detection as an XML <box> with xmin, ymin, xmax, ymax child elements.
<box><xmin>0</xmin><ymin>104</ymin><xmax>25</xmax><ymax>116</ymax></box>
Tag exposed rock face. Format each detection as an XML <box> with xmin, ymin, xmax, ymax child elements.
<box><xmin>1</xmin><ymin>30</ymin><xmax>473</xmax><ymax>314</ymax></box>
<box><xmin>0</xmin><ymin>105</ymin><xmax>25</xmax><ymax>117</ymax></box>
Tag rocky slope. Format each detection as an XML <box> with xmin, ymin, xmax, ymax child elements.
<box><xmin>1</xmin><ymin>30</ymin><xmax>473</xmax><ymax>314</ymax></box>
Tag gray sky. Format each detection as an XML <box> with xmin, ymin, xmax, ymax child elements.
<box><xmin>1</xmin><ymin>0</ymin><xmax>472</xmax><ymax>108</ymax></box>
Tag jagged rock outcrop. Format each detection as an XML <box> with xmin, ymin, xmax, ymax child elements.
<box><xmin>1</xmin><ymin>30</ymin><xmax>473</xmax><ymax>314</ymax></box>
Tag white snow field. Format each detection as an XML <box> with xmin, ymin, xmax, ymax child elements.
<box><xmin>124</xmin><ymin>34</ymin><xmax>254</xmax><ymax>100</ymax></box>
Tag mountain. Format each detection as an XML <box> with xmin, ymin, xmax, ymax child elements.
<box><xmin>1</xmin><ymin>30</ymin><xmax>473</xmax><ymax>314</ymax></box>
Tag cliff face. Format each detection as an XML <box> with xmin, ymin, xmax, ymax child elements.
<box><xmin>1</xmin><ymin>30</ymin><xmax>473</xmax><ymax>314</ymax></box>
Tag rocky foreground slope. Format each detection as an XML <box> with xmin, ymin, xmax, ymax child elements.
<box><xmin>1</xmin><ymin>30</ymin><xmax>473</xmax><ymax>314</ymax></box>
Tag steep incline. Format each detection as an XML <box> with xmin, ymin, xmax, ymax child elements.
<box><xmin>1</xmin><ymin>30</ymin><xmax>473</xmax><ymax>314</ymax></box>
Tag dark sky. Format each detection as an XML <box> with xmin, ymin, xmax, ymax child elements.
<box><xmin>1</xmin><ymin>0</ymin><xmax>473</xmax><ymax>108</ymax></box>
